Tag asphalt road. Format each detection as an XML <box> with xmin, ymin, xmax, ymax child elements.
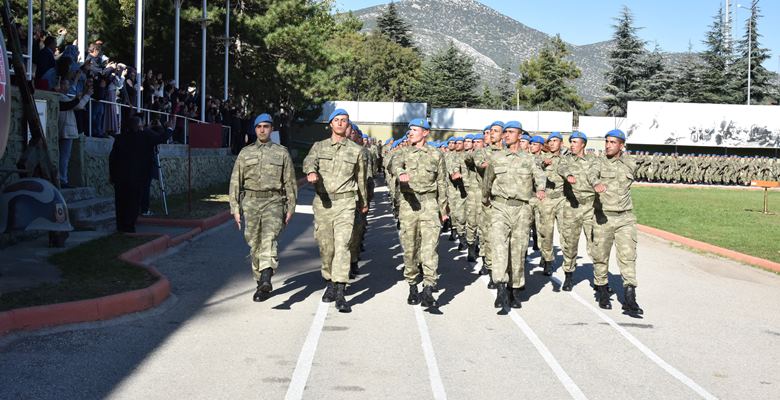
<box><xmin>1</xmin><ymin>182</ymin><xmax>779</xmax><ymax>400</ymax></box>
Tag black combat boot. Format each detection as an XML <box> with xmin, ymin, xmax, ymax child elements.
<box><xmin>487</xmin><ymin>274</ymin><xmax>496</xmax><ymax>289</ymax></box>
<box><xmin>321</xmin><ymin>280</ymin><xmax>336</xmax><ymax>303</ymax></box>
<box><xmin>494</xmin><ymin>283</ymin><xmax>509</xmax><ymax>309</ymax></box>
<box><xmin>561</xmin><ymin>272</ymin><xmax>574</xmax><ymax>292</ymax></box>
<box><xmin>349</xmin><ymin>261</ymin><xmax>359</xmax><ymax>279</ymax></box>
<box><xmin>458</xmin><ymin>235</ymin><xmax>468</xmax><ymax>251</ymax></box>
<box><xmin>253</xmin><ymin>282</ymin><xmax>265</xmax><ymax>302</ymax></box>
<box><xmin>407</xmin><ymin>284</ymin><xmax>421</xmax><ymax>305</ymax></box>
<box><xmin>543</xmin><ymin>259</ymin><xmax>553</xmax><ymax>276</ymax></box>
<box><xmin>622</xmin><ymin>285</ymin><xmax>644</xmax><ymax>315</ymax></box>
<box><xmin>420</xmin><ymin>285</ymin><xmax>439</xmax><ymax>308</ymax></box>
<box><xmin>448</xmin><ymin>228</ymin><xmax>458</xmax><ymax>241</ymax></box>
<box><xmin>510</xmin><ymin>288</ymin><xmax>523</xmax><ymax>308</ymax></box>
<box><xmin>258</xmin><ymin>268</ymin><xmax>273</xmax><ymax>292</ymax></box>
<box><xmin>467</xmin><ymin>242</ymin><xmax>478</xmax><ymax>262</ymax></box>
<box><xmin>335</xmin><ymin>283</ymin><xmax>351</xmax><ymax>313</ymax></box>
<box><xmin>596</xmin><ymin>285</ymin><xmax>612</xmax><ymax>309</ymax></box>
<box><xmin>478</xmin><ymin>260</ymin><xmax>489</xmax><ymax>275</ymax></box>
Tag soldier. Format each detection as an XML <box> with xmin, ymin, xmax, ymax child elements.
<box><xmin>588</xmin><ymin>129</ymin><xmax>643</xmax><ymax>315</ymax></box>
<box><xmin>229</xmin><ymin>113</ymin><xmax>297</xmax><ymax>302</ymax></box>
<box><xmin>483</xmin><ymin>121</ymin><xmax>546</xmax><ymax>310</ymax></box>
<box><xmin>528</xmin><ymin>135</ymin><xmax>546</xmax><ymax>254</ymax></box>
<box><xmin>391</xmin><ymin>118</ymin><xmax>449</xmax><ymax>309</ymax></box>
<box><xmin>450</xmin><ymin>136</ymin><xmax>469</xmax><ymax>250</ymax></box>
<box><xmin>557</xmin><ymin>131</ymin><xmax>595</xmax><ymax>291</ymax></box>
<box><xmin>347</xmin><ymin>124</ymin><xmax>371</xmax><ymax>278</ymax></box>
<box><xmin>303</xmin><ymin>109</ymin><xmax>369</xmax><ymax>313</ymax></box>
<box><xmin>536</xmin><ymin>132</ymin><xmax>566</xmax><ymax>276</ymax></box>
<box><xmin>462</xmin><ymin>133</ymin><xmax>481</xmax><ymax>262</ymax></box>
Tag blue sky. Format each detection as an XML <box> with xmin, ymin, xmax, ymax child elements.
<box><xmin>335</xmin><ymin>0</ymin><xmax>780</xmax><ymax>71</ymax></box>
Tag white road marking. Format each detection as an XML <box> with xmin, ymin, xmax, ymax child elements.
<box><xmin>479</xmin><ymin>276</ymin><xmax>588</xmax><ymax>399</ymax></box>
<box><xmin>284</xmin><ymin>301</ymin><xmax>330</xmax><ymax>400</ymax></box>
<box><xmin>552</xmin><ymin>276</ymin><xmax>717</xmax><ymax>400</ymax></box>
<box><xmin>414</xmin><ymin>306</ymin><xmax>448</xmax><ymax>400</ymax></box>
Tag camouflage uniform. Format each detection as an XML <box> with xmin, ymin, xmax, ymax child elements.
<box><xmin>229</xmin><ymin>141</ymin><xmax>297</xmax><ymax>280</ymax></box>
<box><xmin>303</xmin><ymin>138</ymin><xmax>368</xmax><ymax>284</ymax></box>
<box><xmin>392</xmin><ymin>144</ymin><xmax>448</xmax><ymax>288</ymax></box>
<box><xmin>446</xmin><ymin>150</ymin><xmax>467</xmax><ymax>238</ymax></box>
<box><xmin>557</xmin><ymin>152</ymin><xmax>596</xmax><ymax>273</ymax></box>
<box><xmin>588</xmin><ymin>153</ymin><xmax>638</xmax><ymax>288</ymax></box>
<box><xmin>483</xmin><ymin>149</ymin><xmax>546</xmax><ymax>291</ymax></box>
<box><xmin>537</xmin><ymin>152</ymin><xmax>566</xmax><ymax>268</ymax></box>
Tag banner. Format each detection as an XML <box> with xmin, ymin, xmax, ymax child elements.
<box><xmin>625</xmin><ymin>101</ymin><xmax>780</xmax><ymax>148</ymax></box>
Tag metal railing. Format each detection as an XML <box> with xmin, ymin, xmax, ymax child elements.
<box><xmin>86</xmin><ymin>98</ymin><xmax>232</xmax><ymax>147</ymax></box>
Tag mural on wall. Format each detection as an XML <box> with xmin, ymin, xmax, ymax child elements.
<box><xmin>625</xmin><ymin>101</ymin><xmax>780</xmax><ymax>148</ymax></box>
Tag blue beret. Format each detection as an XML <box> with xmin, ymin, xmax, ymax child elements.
<box><xmin>328</xmin><ymin>108</ymin><xmax>349</xmax><ymax>123</ymax></box>
<box><xmin>605</xmin><ymin>129</ymin><xmax>626</xmax><ymax>141</ymax></box>
<box><xmin>520</xmin><ymin>134</ymin><xmax>531</xmax><ymax>141</ymax></box>
<box><xmin>440</xmin><ymin>142</ymin><xmax>448</xmax><ymax>148</ymax></box>
<box><xmin>547</xmin><ymin>131</ymin><xmax>563</xmax><ymax>141</ymax></box>
<box><xmin>569</xmin><ymin>131</ymin><xmax>588</xmax><ymax>142</ymax></box>
<box><xmin>385</xmin><ymin>138</ymin><xmax>393</xmax><ymax>144</ymax></box>
<box><xmin>447</xmin><ymin>137</ymin><xmax>457</xmax><ymax>143</ymax></box>
<box><xmin>361</xmin><ymin>133</ymin><xmax>369</xmax><ymax>139</ymax></box>
<box><xmin>254</xmin><ymin>113</ymin><xmax>273</xmax><ymax>126</ymax></box>
<box><xmin>474</xmin><ymin>133</ymin><xmax>484</xmax><ymax>140</ymax></box>
<box><xmin>490</xmin><ymin>121</ymin><xmax>505</xmax><ymax>129</ymax></box>
<box><xmin>530</xmin><ymin>135</ymin><xmax>545</xmax><ymax>144</ymax></box>
<box><xmin>408</xmin><ymin>118</ymin><xmax>431</xmax><ymax>130</ymax></box>
<box><xmin>464</xmin><ymin>134</ymin><xmax>474</xmax><ymax>140</ymax></box>
<box><xmin>455</xmin><ymin>136</ymin><xmax>464</xmax><ymax>142</ymax></box>
<box><xmin>484</xmin><ymin>125</ymin><xmax>492</xmax><ymax>131</ymax></box>
<box><xmin>503</xmin><ymin>120</ymin><xmax>522</xmax><ymax>131</ymax></box>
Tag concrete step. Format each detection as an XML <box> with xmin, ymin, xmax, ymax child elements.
<box><xmin>67</xmin><ymin>197</ymin><xmax>116</xmax><ymax>222</ymax></box>
<box><xmin>72</xmin><ymin>211</ymin><xmax>116</xmax><ymax>232</ymax></box>
<box><xmin>61</xmin><ymin>187</ymin><xmax>97</xmax><ymax>203</ymax></box>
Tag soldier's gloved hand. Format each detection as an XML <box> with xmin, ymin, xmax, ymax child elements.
<box><xmin>536</xmin><ymin>191</ymin><xmax>546</xmax><ymax>201</ymax></box>
<box><xmin>307</xmin><ymin>172</ymin><xmax>319</xmax><ymax>184</ymax></box>
<box><xmin>233</xmin><ymin>213</ymin><xmax>242</xmax><ymax>230</ymax></box>
<box><xmin>567</xmin><ymin>175</ymin><xmax>576</xmax><ymax>184</ymax></box>
<box><xmin>399</xmin><ymin>173</ymin><xmax>410</xmax><ymax>183</ymax></box>
<box><xmin>593</xmin><ymin>183</ymin><xmax>607</xmax><ymax>193</ymax></box>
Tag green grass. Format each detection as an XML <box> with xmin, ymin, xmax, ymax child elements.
<box><xmin>633</xmin><ymin>186</ymin><xmax>780</xmax><ymax>263</ymax></box>
<box><xmin>0</xmin><ymin>234</ymin><xmax>159</xmax><ymax>311</ymax></box>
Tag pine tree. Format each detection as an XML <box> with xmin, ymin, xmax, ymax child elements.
<box><xmin>416</xmin><ymin>42</ymin><xmax>479</xmax><ymax>108</ymax></box>
<box><xmin>734</xmin><ymin>0</ymin><xmax>772</xmax><ymax>104</ymax></box>
<box><xmin>376</xmin><ymin>1</ymin><xmax>415</xmax><ymax>49</ymax></box>
<box><xmin>635</xmin><ymin>44</ymin><xmax>666</xmax><ymax>101</ymax></box>
<box><xmin>497</xmin><ymin>67</ymin><xmax>516</xmax><ymax>110</ymax></box>
<box><xmin>666</xmin><ymin>44</ymin><xmax>706</xmax><ymax>103</ymax></box>
<box><xmin>478</xmin><ymin>85</ymin><xmax>501</xmax><ymax>109</ymax></box>
<box><xmin>699</xmin><ymin>5</ymin><xmax>739</xmax><ymax>104</ymax></box>
<box><xmin>603</xmin><ymin>6</ymin><xmax>647</xmax><ymax>116</ymax></box>
<box><xmin>516</xmin><ymin>35</ymin><xmax>590</xmax><ymax>113</ymax></box>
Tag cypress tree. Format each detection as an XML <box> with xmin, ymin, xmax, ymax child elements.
<box><xmin>416</xmin><ymin>42</ymin><xmax>479</xmax><ymax>108</ymax></box>
<box><xmin>603</xmin><ymin>6</ymin><xmax>647</xmax><ymax>116</ymax></box>
<box><xmin>699</xmin><ymin>5</ymin><xmax>739</xmax><ymax>104</ymax></box>
<box><xmin>376</xmin><ymin>1</ymin><xmax>415</xmax><ymax>49</ymax></box>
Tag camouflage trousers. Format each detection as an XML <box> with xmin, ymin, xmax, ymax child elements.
<box><xmin>489</xmin><ymin>200</ymin><xmax>533</xmax><ymax>289</ymax></box>
<box><xmin>350</xmin><ymin>205</ymin><xmax>367</xmax><ymax>263</ymax></box>
<box><xmin>537</xmin><ymin>194</ymin><xmax>566</xmax><ymax>262</ymax></box>
<box><xmin>449</xmin><ymin>184</ymin><xmax>467</xmax><ymax>235</ymax></box>
<box><xmin>463</xmin><ymin>186</ymin><xmax>480</xmax><ymax>244</ymax></box>
<box><xmin>560</xmin><ymin>196</ymin><xmax>595</xmax><ymax>273</ymax></box>
<box><xmin>241</xmin><ymin>196</ymin><xmax>285</xmax><ymax>280</ymax></box>
<box><xmin>399</xmin><ymin>192</ymin><xmax>441</xmax><ymax>287</ymax></box>
<box><xmin>313</xmin><ymin>194</ymin><xmax>356</xmax><ymax>284</ymax></box>
<box><xmin>479</xmin><ymin>202</ymin><xmax>493</xmax><ymax>267</ymax></box>
<box><xmin>591</xmin><ymin>209</ymin><xmax>638</xmax><ymax>287</ymax></box>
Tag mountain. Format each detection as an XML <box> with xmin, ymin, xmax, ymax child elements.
<box><xmin>351</xmin><ymin>0</ymin><xmax>628</xmax><ymax>106</ymax></box>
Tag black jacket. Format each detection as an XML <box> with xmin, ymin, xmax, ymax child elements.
<box><xmin>109</xmin><ymin>127</ymin><xmax>173</xmax><ymax>185</ymax></box>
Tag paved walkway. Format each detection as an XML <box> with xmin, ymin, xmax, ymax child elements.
<box><xmin>1</xmin><ymin>183</ymin><xmax>779</xmax><ymax>399</ymax></box>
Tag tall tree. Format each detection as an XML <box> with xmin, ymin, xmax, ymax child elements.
<box><xmin>634</xmin><ymin>44</ymin><xmax>667</xmax><ymax>101</ymax></box>
<box><xmin>603</xmin><ymin>6</ymin><xmax>647</xmax><ymax>116</ymax></box>
<box><xmin>665</xmin><ymin>44</ymin><xmax>706</xmax><ymax>103</ymax></box>
<box><xmin>733</xmin><ymin>0</ymin><xmax>772</xmax><ymax>104</ymax></box>
<box><xmin>699</xmin><ymin>5</ymin><xmax>739</xmax><ymax>104</ymax></box>
<box><xmin>376</xmin><ymin>1</ymin><xmax>415</xmax><ymax>49</ymax></box>
<box><xmin>516</xmin><ymin>35</ymin><xmax>590</xmax><ymax>113</ymax></box>
<box><xmin>416</xmin><ymin>42</ymin><xmax>479</xmax><ymax>108</ymax></box>
<box><xmin>496</xmin><ymin>67</ymin><xmax>516</xmax><ymax>110</ymax></box>
<box><xmin>477</xmin><ymin>85</ymin><xmax>501</xmax><ymax>109</ymax></box>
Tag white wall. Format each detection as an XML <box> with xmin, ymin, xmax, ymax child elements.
<box><xmin>626</xmin><ymin>101</ymin><xmax>780</xmax><ymax>148</ymax></box>
<box><xmin>577</xmin><ymin>116</ymin><xmax>627</xmax><ymax>138</ymax></box>
<box><xmin>318</xmin><ymin>101</ymin><xmax>427</xmax><ymax>123</ymax></box>
<box><xmin>430</xmin><ymin>108</ymin><xmax>572</xmax><ymax>132</ymax></box>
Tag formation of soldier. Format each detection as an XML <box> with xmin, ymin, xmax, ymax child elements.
<box><xmin>382</xmin><ymin>121</ymin><xmax>644</xmax><ymax>315</ymax></box>
<box><xmin>632</xmin><ymin>152</ymin><xmax>779</xmax><ymax>185</ymax></box>
<box><xmin>229</xmin><ymin>110</ymin><xmax>651</xmax><ymax>316</ymax></box>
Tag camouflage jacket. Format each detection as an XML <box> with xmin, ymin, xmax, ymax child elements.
<box><xmin>228</xmin><ymin>141</ymin><xmax>297</xmax><ymax>214</ymax></box>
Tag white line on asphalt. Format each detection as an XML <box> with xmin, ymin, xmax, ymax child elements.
<box><xmin>414</xmin><ymin>306</ymin><xmax>448</xmax><ymax>400</ymax></box>
<box><xmin>552</xmin><ymin>276</ymin><xmax>718</xmax><ymax>400</ymax></box>
<box><xmin>479</xmin><ymin>276</ymin><xmax>588</xmax><ymax>400</ymax></box>
<box><xmin>284</xmin><ymin>301</ymin><xmax>330</xmax><ymax>400</ymax></box>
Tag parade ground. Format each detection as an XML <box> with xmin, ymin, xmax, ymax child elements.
<box><xmin>1</xmin><ymin>183</ymin><xmax>779</xmax><ymax>400</ymax></box>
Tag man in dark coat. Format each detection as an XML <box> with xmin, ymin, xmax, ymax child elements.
<box><xmin>109</xmin><ymin>115</ymin><xmax>173</xmax><ymax>232</ymax></box>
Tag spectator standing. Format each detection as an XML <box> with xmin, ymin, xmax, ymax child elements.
<box><xmin>57</xmin><ymin>79</ymin><xmax>92</xmax><ymax>188</ymax></box>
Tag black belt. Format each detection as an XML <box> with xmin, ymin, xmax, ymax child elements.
<box><xmin>244</xmin><ymin>190</ymin><xmax>282</xmax><ymax>198</ymax></box>
<box><xmin>318</xmin><ymin>191</ymin><xmax>357</xmax><ymax>201</ymax></box>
